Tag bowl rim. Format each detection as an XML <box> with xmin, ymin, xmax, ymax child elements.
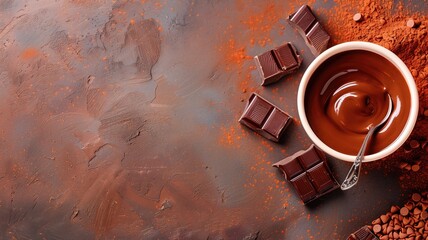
<box><xmin>297</xmin><ymin>41</ymin><xmax>419</xmax><ymax>162</ymax></box>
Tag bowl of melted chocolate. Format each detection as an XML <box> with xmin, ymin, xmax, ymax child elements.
<box><xmin>297</xmin><ymin>41</ymin><xmax>419</xmax><ymax>162</ymax></box>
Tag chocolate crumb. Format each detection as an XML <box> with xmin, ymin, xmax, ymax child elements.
<box><xmin>406</xmin><ymin>19</ymin><xmax>420</xmax><ymax>28</ymax></box>
<box><xmin>353</xmin><ymin>13</ymin><xmax>363</xmax><ymax>22</ymax></box>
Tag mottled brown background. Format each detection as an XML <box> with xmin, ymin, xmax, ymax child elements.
<box><xmin>0</xmin><ymin>0</ymin><xmax>426</xmax><ymax>239</ymax></box>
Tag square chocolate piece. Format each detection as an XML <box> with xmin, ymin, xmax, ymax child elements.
<box><xmin>273</xmin><ymin>144</ymin><xmax>339</xmax><ymax>204</ymax></box>
<box><xmin>288</xmin><ymin>5</ymin><xmax>317</xmax><ymax>34</ymax></box>
<box><xmin>254</xmin><ymin>42</ymin><xmax>302</xmax><ymax>86</ymax></box>
<box><xmin>240</xmin><ymin>94</ymin><xmax>273</xmax><ymax>128</ymax></box>
<box><xmin>239</xmin><ymin>93</ymin><xmax>292</xmax><ymax>142</ymax></box>
<box><xmin>273</xmin><ymin>43</ymin><xmax>300</xmax><ymax>72</ymax></box>
<box><xmin>298</xmin><ymin>145</ymin><xmax>324</xmax><ymax>169</ymax></box>
<box><xmin>275</xmin><ymin>157</ymin><xmax>304</xmax><ymax>181</ymax></box>
<box><xmin>290</xmin><ymin>174</ymin><xmax>317</xmax><ymax>203</ymax></box>
<box><xmin>262</xmin><ymin>108</ymin><xmax>290</xmax><ymax>140</ymax></box>
<box><xmin>307</xmin><ymin>162</ymin><xmax>336</xmax><ymax>193</ymax></box>
<box><xmin>347</xmin><ymin>226</ymin><xmax>379</xmax><ymax>240</ymax></box>
<box><xmin>306</xmin><ymin>22</ymin><xmax>330</xmax><ymax>56</ymax></box>
<box><xmin>288</xmin><ymin>5</ymin><xmax>330</xmax><ymax>55</ymax></box>
<box><xmin>254</xmin><ymin>51</ymin><xmax>283</xmax><ymax>85</ymax></box>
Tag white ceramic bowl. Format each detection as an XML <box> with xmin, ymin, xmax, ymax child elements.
<box><xmin>297</xmin><ymin>41</ymin><xmax>419</xmax><ymax>162</ymax></box>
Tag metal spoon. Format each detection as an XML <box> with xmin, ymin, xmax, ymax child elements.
<box><xmin>340</xmin><ymin>94</ymin><xmax>393</xmax><ymax>190</ymax></box>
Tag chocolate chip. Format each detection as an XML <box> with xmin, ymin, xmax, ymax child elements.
<box><xmin>353</xmin><ymin>13</ymin><xmax>363</xmax><ymax>22</ymax></box>
<box><xmin>412</xmin><ymin>164</ymin><xmax>421</xmax><ymax>172</ymax></box>
<box><xmin>399</xmin><ymin>232</ymin><xmax>408</xmax><ymax>238</ymax></box>
<box><xmin>407</xmin><ymin>19</ymin><xmax>420</xmax><ymax>28</ymax></box>
<box><xmin>372</xmin><ymin>218</ymin><xmax>381</xmax><ymax>225</ymax></box>
<box><xmin>400</xmin><ymin>207</ymin><xmax>410</xmax><ymax>216</ymax></box>
<box><xmin>413</xmin><ymin>193</ymin><xmax>422</xmax><ymax>202</ymax></box>
<box><xmin>373</xmin><ymin>224</ymin><xmax>382</xmax><ymax>233</ymax></box>
<box><xmin>410</xmin><ymin>140</ymin><xmax>420</xmax><ymax>149</ymax></box>
<box><xmin>391</xmin><ymin>205</ymin><xmax>399</xmax><ymax>213</ymax></box>
<box><xmin>414</xmin><ymin>208</ymin><xmax>421</xmax><ymax>215</ymax></box>
<box><xmin>421</xmin><ymin>211</ymin><xmax>428</xmax><ymax>220</ymax></box>
<box><xmin>386</xmin><ymin>225</ymin><xmax>393</xmax><ymax>234</ymax></box>
<box><xmin>405</xmin><ymin>202</ymin><xmax>414</xmax><ymax>210</ymax></box>
<box><xmin>380</xmin><ymin>214</ymin><xmax>390</xmax><ymax>223</ymax></box>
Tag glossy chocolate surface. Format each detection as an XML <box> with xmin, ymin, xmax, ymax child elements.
<box><xmin>305</xmin><ymin>50</ymin><xmax>411</xmax><ymax>155</ymax></box>
<box><xmin>289</xmin><ymin>5</ymin><xmax>330</xmax><ymax>55</ymax></box>
<box><xmin>273</xmin><ymin>145</ymin><xmax>339</xmax><ymax>204</ymax></box>
<box><xmin>240</xmin><ymin>93</ymin><xmax>292</xmax><ymax>142</ymax></box>
<box><xmin>254</xmin><ymin>42</ymin><xmax>302</xmax><ymax>85</ymax></box>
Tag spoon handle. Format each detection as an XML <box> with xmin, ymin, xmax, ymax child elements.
<box><xmin>340</xmin><ymin>127</ymin><xmax>376</xmax><ymax>190</ymax></box>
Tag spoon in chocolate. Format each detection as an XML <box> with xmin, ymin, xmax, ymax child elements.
<box><xmin>341</xmin><ymin>94</ymin><xmax>393</xmax><ymax>190</ymax></box>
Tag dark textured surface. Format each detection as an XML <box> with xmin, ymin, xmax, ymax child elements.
<box><xmin>0</xmin><ymin>0</ymin><xmax>425</xmax><ymax>239</ymax></box>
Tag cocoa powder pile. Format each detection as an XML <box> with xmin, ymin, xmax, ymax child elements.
<box><xmin>321</xmin><ymin>0</ymin><xmax>428</xmax><ymax>191</ymax></box>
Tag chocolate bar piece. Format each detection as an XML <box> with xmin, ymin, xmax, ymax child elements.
<box><xmin>347</xmin><ymin>226</ymin><xmax>379</xmax><ymax>240</ymax></box>
<box><xmin>273</xmin><ymin>145</ymin><xmax>339</xmax><ymax>204</ymax></box>
<box><xmin>288</xmin><ymin>5</ymin><xmax>330</xmax><ymax>55</ymax></box>
<box><xmin>239</xmin><ymin>93</ymin><xmax>292</xmax><ymax>142</ymax></box>
<box><xmin>254</xmin><ymin>42</ymin><xmax>302</xmax><ymax>86</ymax></box>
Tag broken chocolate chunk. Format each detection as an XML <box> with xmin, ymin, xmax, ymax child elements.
<box><xmin>254</xmin><ymin>42</ymin><xmax>302</xmax><ymax>86</ymax></box>
<box><xmin>239</xmin><ymin>93</ymin><xmax>292</xmax><ymax>142</ymax></box>
<box><xmin>306</xmin><ymin>22</ymin><xmax>330</xmax><ymax>56</ymax></box>
<box><xmin>273</xmin><ymin>145</ymin><xmax>339</xmax><ymax>204</ymax></box>
<box><xmin>347</xmin><ymin>226</ymin><xmax>379</xmax><ymax>240</ymax></box>
<box><xmin>288</xmin><ymin>5</ymin><xmax>330</xmax><ymax>55</ymax></box>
